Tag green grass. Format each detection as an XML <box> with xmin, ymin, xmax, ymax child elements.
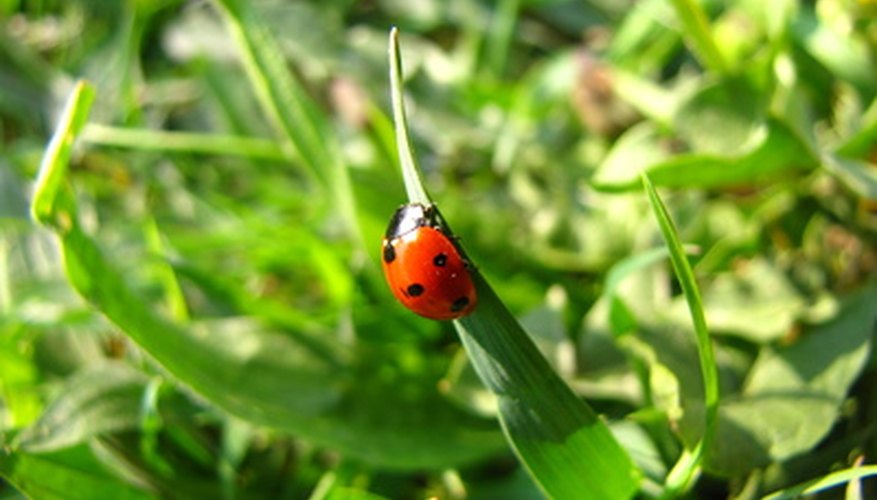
<box><xmin>2</xmin><ymin>0</ymin><xmax>877</xmax><ymax>498</ymax></box>
<box><xmin>391</xmin><ymin>26</ymin><xmax>638</xmax><ymax>497</ymax></box>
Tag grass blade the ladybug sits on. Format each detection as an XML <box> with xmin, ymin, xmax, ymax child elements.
<box><xmin>387</xmin><ymin>28</ymin><xmax>641</xmax><ymax>499</ymax></box>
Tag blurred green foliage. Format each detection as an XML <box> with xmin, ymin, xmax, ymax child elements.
<box><xmin>1</xmin><ymin>0</ymin><xmax>876</xmax><ymax>498</ymax></box>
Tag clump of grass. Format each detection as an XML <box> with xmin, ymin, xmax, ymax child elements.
<box><xmin>2</xmin><ymin>1</ymin><xmax>876</xmax><ymax>498</ymax></box>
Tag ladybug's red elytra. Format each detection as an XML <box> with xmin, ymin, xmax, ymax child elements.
<box><xmin>381</xmin><ymin>203</ymin><xmax>477</xmax><ymax>320</ymax></box>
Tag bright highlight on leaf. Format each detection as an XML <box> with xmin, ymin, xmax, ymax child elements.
<box><xmin>31</xmin><ymin>81</ymin><xmax>95</xmax><ymax>226</ymax></box>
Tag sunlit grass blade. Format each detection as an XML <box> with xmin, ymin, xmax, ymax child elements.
<box><xmin>143</xmin><ymin>217</ymin><xmax>189</xmax><ymax>322</ymax></box>
<box><xmin>31</xmin><ymin>81</ymin><xmax>95</xmax><ymax>225</ymax></box>
<box><xmin>389</xmin><ymin>29</ymin><xmax>640</xmax><ymax>499</ymax></box>
<box><xmin>212</xmin><ymin>0</ymin><xmax>330</xmax><ymax>182</ymax></box>
<box><xmin>213</xmin><ymin>0</ymin><xmax>361</xmax><ymax>247</ymax></box>
<box><xmin>388</xmin><ymin>27</ymin><xmax>430</xmax><ymax>206</ymax></box>
<box><xmin>641</xmin><ymin>173</ymin><xmax>719</xmax><ymax>497</ymax></box>
<box><xmin>762</xmin><ymin>464</ymin><xmax>877</xmax><ymax>500</ymax></box>
<box><xmin>455</xmin><ymin>280</ymin><xmax>640</xmax><ymax>498</ymax></box>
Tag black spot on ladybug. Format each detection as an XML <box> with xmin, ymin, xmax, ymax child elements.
<box><xmin>383</xmin><ymin>242</ymin><xmax>396</xmax><ymax>263</ymax></box>
<box><xmin>406</xmin><ymin>284</ymin><xmax>425</xmax><ymax>297</ymax></box>
<box><xmin>451</xmin><ymin>296</ymin><xmax>470</xmax><ymax>312</ymax></box>
<box><xmin>433</xmin><ymin>253</ymin><xmax>448</xmax><ymax>267</ymax></box>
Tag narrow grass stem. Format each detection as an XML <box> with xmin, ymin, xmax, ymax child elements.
<box><xmin>642</xmin><ymin>173</ymin><xmax>720</xmax><ymax>497</ymax></box>
<box><xmin>668</xmin><ymin>0</ymin><xmax>730</xmax><ymax>75</ymax></box>
<box><xmin>388</xmin><ymin>27</ymin><xmax>431</xmax><ymax>206</ymax></box>
<box><xmin>31</xmin><ymin>81</ymin><xmax>95</xmax><ymax>225</ymax></box>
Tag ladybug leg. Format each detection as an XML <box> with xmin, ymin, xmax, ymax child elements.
<box><xmin>444</xmin><ymin>234</ymin><xmax>478</xmax><ymax>271</ymax></box>
<box><xmin>462</xmin><ymin>256</ymin><xmax>477</xmax><ymax>271</ymax></box>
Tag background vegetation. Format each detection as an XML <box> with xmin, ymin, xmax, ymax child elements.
<box><xmin>1</xmin><ymin>0</ymin><xmax>876</xmax><ymax>498</ymax></box>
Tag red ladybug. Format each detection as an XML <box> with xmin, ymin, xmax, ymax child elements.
<box><xmin>381</xmin><ymin>203</ymin><xmax>477</xmax><ymax>320</ymax></box>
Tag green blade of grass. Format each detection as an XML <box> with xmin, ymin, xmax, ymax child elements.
<box><xmin>762</xmin><ymin>464</ymin><xmax>877</xmax><ymax>500</ymax></box>
<box><xmin>641</xmin><ymin>173</ymin><xmax>719</xmax><ymax>497</ymax></box>
<box><xmin>213</xmin><ymin>0</ymin><xmax>361</xmax><ymax>248</ymax></box>
<box><xmin>81</xmin><ymin>124</ymin><xmax>292</xmax><ymax>161</ymax></box>
<box><xmin>388</xmin><ymin>28</ymin><xmax>430</xmax><ymax>206</ymax></box>
<box><xmin>213</xmin><ymin>0</ymin><xmax>330</xmax><ymax>183</ymax></box>
<box><xmin>389</xmin><ymin>29</ymin><xmax>640</xmax><ymax>499</ymax></box>
<box><xmin>31</xmin><ymin>81</ymin><xmax>95</xmax><ymax>226</ymax></box>
<box><xmin>456</xmin><ymin>279</ymin><xmax>641</xmax><ymax>499</ymax></box>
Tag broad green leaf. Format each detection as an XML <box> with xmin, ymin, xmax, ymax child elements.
<box><xmin>836</xmin><ymin>100</ymin><xmax>877</xmax><ymax>159</ymax></box>
<box><xmin>792</xmin><ymin>12</ymin><xmax>876</xmax><ymax>95</ymax></box>
<box><xmin>604</xmin><ymin>247</ymin><xmax>676</xmax><ymax>301</ymax></box>
<box><xmin>610</xmin><ymin>420</ymin><xmax>667</xmax><ymax>483</ymax></box>
<box><xmin>601</xmin><ymin>247</ymin><xmax>679</xmax><ymax>339</ymax></box>
<box><xmin>670</xmin><ymin>258</ymin><xmax>806</xmax><ymax>343</ymax></box>
<box><xmin>611</xmin><ymin>68</ymin><xmax>679</xmax><ymax>127</ymax></box>
<box><xmin>591</xmin><ymin>123</ymin><xmax>669</xmax><ymax>191</ymax></box>
<box><xmin>822</xmin><ymin>155</ymin><xmax>877</xmax><ymax>201</ymax></box>
<box><xmin>683</xmin><ymin>284</ymin><xmax>877</xmax><ymax>476</ymax></box>
<box><xmin>593</xmin><ymin>118</ymin><xmax>818</xmax><ymax>191</ymax></box>
<box><xmin>17</xmin><ymin>363</ymin><xmax>147</xmax><ymax>452</ymax></box>
<box><xmin>0</xmin><ymin>445</ymin><xmax>152</xmax><ymax>500</ymax></box>
<box><xmin>673</xmin><ymin>77</ymin><xmax>765</xmax><ymax>156</ymax></box>
<box><xmin>518</xmin><ymin>304</ymin><xmax>575</xmax><ymax>377</ymax></box>
<box><xmin>651</xmin><ymin>117</ymin><xmax>818</xmax><ymax>187</ymax></box>
<box><xmin>578</xmin><ymin>301</ymin><xmax>645</xmax><ymax>405</ymax></box>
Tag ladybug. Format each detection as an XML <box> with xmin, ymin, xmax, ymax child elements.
<box><xmin>381</xmin><ymin>203</ymin><xmax>477</xmax><ymax>320</ymax></box>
